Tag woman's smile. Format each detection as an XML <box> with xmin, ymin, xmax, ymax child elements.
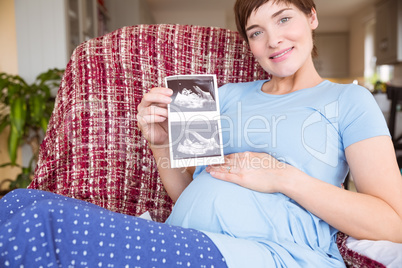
<box><xmin>269</xmin><ymin>47</ymin><xmax>294</xmax><ymax>62</ymax></box>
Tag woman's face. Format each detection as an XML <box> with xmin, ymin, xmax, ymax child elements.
<box><xmin>245</xmin><ymin>1</ymin><xmax>318</xmax><ymax>78</ymax></box>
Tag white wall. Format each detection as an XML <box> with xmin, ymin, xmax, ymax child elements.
<box><xmin>105</xmin><ymin>0</ymin><xmax>155</xmax><ymax>32</ymax></box>
<box><xmin>14</xmin><ymin>0</ymin><xmax>68</xmax><ymax>84</ymax></box>
<box><xmin>148</xmin><ymin>1</ymin><xmax>236</xmax><ymax>31</ymax></box>
<box><xmin>151</xmin><ymin>9</ymin><xmax>227</xmax><ymax>29</ymax></box>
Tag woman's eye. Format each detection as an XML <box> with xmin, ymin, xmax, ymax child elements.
<box><xmin>280</xmin><ymin>17</ymin><xmax>290</xmax><ymax>24</ymax></box>
<box><xmin>250</xmin><ymin>31</ymin><xmax>262</xmax><ymax>38</ymax></box>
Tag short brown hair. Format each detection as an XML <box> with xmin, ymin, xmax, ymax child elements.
<box><xmin>234</xmin><ymin>0</ymin><xmax>318</xmax><ymax>57</ymax></box>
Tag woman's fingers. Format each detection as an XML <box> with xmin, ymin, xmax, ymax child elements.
<box><xmin>139</xmin><ymin>87</ymin><xmax>173</xmax><ymax>107</ymax></box>
<box><xmin>142</xmin><ymin>106</ymin><xmax>168</xmax><ymax>122</ymax></box>
<box><xmin>141</xmin><ymin>93</ymin><xmax>172</xmax><ymax>107</ymax></box>
<box><xmin>137</xmin><ymin>87</ymin><xmax>172</xmax><ymax>124</ymax></box>
<box><xmin>208</xmin><ymin>167</ymin><xmax>240</xmax><ymax>183</ymax></box>
<box><xmin>136</xmin><ymin>87</ymin><xmax>173</xmax><ymax>146</ymax></box>
<box><xmin>205</xmin><ymin>152</ymin><xmax>287</xmax><ymax>193</ymax></box>
<box><xmin>205</xmin><ymin>159</ymin><xmax>240</xmax><ymax>175</ymax></box>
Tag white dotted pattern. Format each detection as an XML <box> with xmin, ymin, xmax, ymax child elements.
<box><xmin>0</xmin><ymin>189</ymin><xmax>226</xmax><ymax>267</ymax></box>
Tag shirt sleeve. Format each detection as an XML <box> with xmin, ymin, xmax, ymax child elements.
<box><xmin>338</xmin><ymin>84</ymin><xmax>390</xmax><ymax>149</ymax></box>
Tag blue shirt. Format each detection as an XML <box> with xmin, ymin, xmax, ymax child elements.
<box><xmin>166</xmin><ymin>80</ymin><xmax>390</xmax><ymax>267</ymax></box>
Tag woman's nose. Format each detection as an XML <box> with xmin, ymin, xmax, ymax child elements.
<box><xmin>267</xmin><ymin>30</ymin><xmax>282</xmax><ymax>48</ymax></box>
<box><xmin>268</xmin><ymin>38</ymin><xmax>282</xmax><ymax>49</ymax></box>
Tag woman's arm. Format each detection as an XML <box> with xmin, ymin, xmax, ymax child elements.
<box><xmin>206</xmin><ymin>136</ymin><xmax>402</xmax><ymax>242</ymax></box>
<box><xmin>150</xmin><ymin>146</ymin><xmax>195</xmax><ymax>202</ymax></box>
<box><xmin>137</xmin><ymin>87</ymin><xmax>194</xmax><ymax>202</ymax></box>
<box><xmin>284</xmin><ymin>136</ymin><xmax>402</xmax><ymax>242</ymax></box>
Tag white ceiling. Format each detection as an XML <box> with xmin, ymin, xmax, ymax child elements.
<box><xmin>147</xmin><ymin>0</ymin><xmax>378</xmax><ymax>18</ymax></box>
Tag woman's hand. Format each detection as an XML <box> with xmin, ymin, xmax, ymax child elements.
<box><xmin>137</xmin><ymin>87</ymin><xmax>194</xmax><ymax>202</ymax></box>
<box><xmin>137</xmin><ymin>87</ymin><xmax>173</xmax><ymax>148</ymax></box>
<box><xmin>205</xmin><ymin>152</ymin><xmax>298</xmax><ymax>193</ymax></box>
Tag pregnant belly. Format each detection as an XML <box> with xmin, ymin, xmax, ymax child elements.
<box><xmin>166</xmin><ymin>170</ymin><xmax>325</xmax><ymax>245</ymax></box>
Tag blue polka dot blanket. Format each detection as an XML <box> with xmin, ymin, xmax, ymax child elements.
<box><xmin>0</xmin><ymin>189</ymin><xmax>227</xmax><ymax>267</ymax></box>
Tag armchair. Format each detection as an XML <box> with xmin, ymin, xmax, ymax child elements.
<box><xmin>29</xmin><ymin>24</ymin><xmax>386</xmax><ymax>267</ymax></box>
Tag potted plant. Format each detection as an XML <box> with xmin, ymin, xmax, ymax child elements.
<box><xmin>0</xmin><ymin>68</ymin><xmax>64</xmax><ymax>192</ymax></box>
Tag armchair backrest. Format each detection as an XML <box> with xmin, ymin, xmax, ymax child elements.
<box><xmin>29</xmin><ymin>24</ymin><xmax>269</xmax><ymax>222</ymax></box>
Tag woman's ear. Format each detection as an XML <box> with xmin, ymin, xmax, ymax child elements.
<box><xmin>309</xmin><ymin>8</ymin><xmax>319</xmax><ymax>30</ymax></box>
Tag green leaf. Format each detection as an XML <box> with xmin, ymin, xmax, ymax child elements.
<box><xmin>40</xmin><ymin>117</ymin><xmax>49</xmax><ymax>133</ymax></box>
<box><xmin>9</xmin><ymin>172</ymin><xmax>31</xmax><ymax>189</ymax></box>
<box><xmin>22</xmin><ymin>166</ymin><xmax>31</xmax><ymax>175</ymax></box>
<box><xmin>41</xmin><ymin>85</ymin><xmax>51</xmax><ymax>98</ymax></box>
<box><xmin>36</xmin><ymin>68</ymin><xmax>63</xmax><ymax>86</ymax></box>
<box><xmin>0</xmin><ymin>162</ymin><xmax>21</xmax><ymax>169</ymax></box>
<box><xmin>7</xmin><ymin>84</ymin><xmax>19</xmax><ymax>100</ymax></box>
<box><xmin>45</xmin><ymin>101</ymin><xmax>55</xmax><ymax>116</ymax></box>
<box><xmin>13</xmin><ymin>75</ymin><xmax>28</xmax><ymax>87</ymax></box>
<box><xmin>28</xmin><ymin>94</ymin><xmax>45</xmax><ymax>124</ymax></box>
<box><xmin>8</xmin><ymin>125</ymin><xmax>20</xmax><ymax>165</ymax></box>
<box><xmin>0</xmin><ymin>79</ymin><xmax>8</xmax><ymax>92</ymax></box>
<box><xmin>10</xmin><ymin>96</ymin><xmax>27</xmax><ymax>135</ymax></box>
<box><xmin>0</xmin><ymin>162</ymin><xmax>15</xmax><ymax>168</ymax></box>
